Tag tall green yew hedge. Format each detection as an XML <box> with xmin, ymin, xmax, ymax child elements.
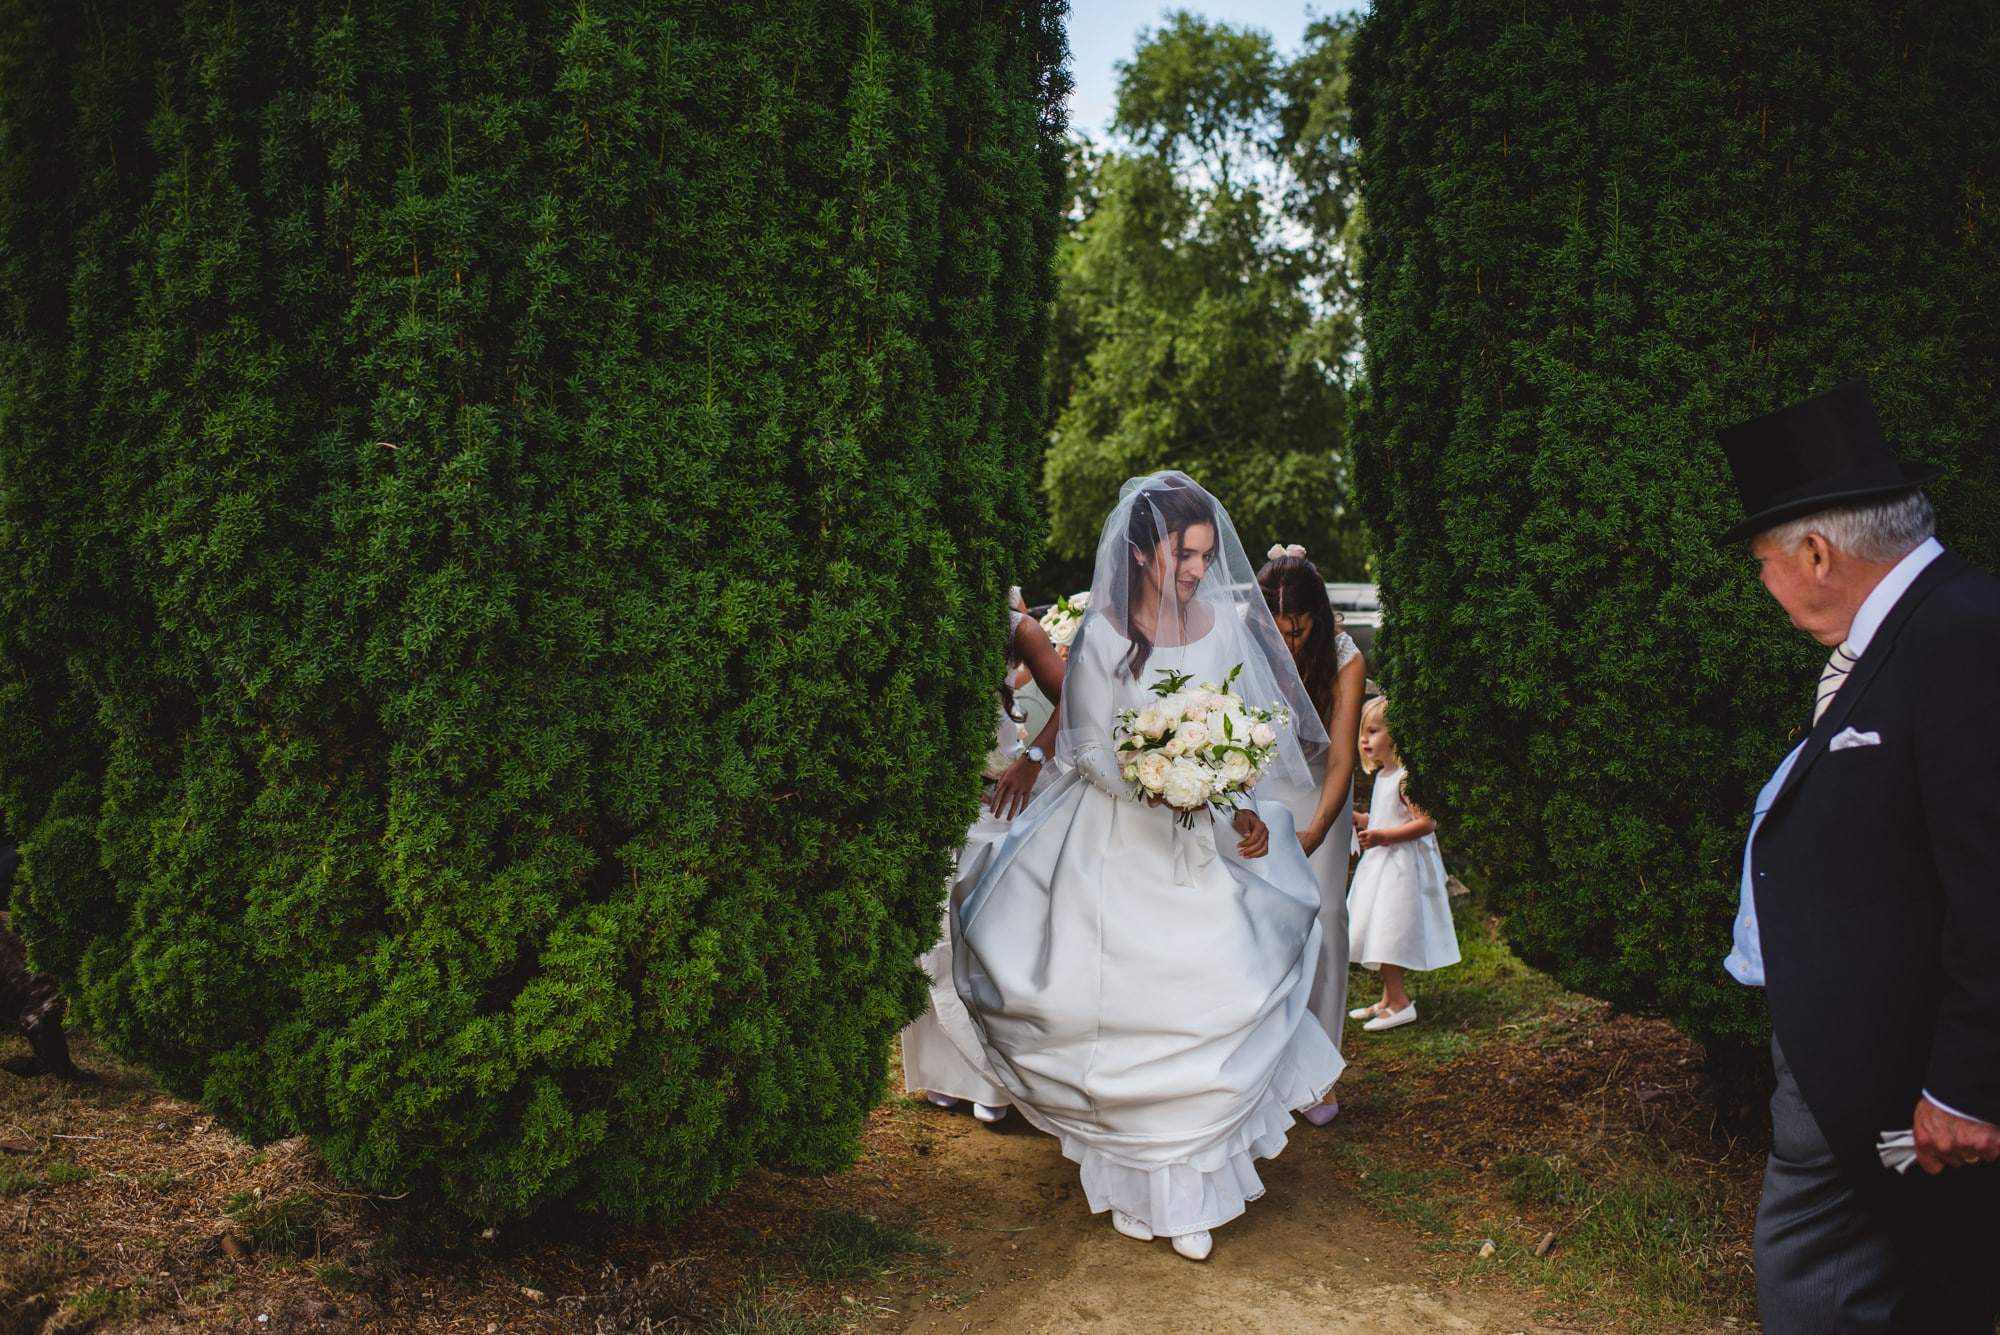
<box><xmin>1351</xmin><ymin>0</ymin><xmax>2000</xmax><ymax>1048</ymax></box>
<box><xmin>0</xmin><ymin>0</ymin><xmax>1065</xmax><ymax>1222</ymax></box>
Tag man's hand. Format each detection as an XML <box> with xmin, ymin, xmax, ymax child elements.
<box><xmin>1912</xmin><ymin>1097</ymin><xmax>2000</xmax><ymax>1174</ymax></box>
<box><xmin>1233</xmin><ymin>809</ymin><xmax>1269</xmax><ymax>858</ymax></box>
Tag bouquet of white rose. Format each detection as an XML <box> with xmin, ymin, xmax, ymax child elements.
<box><xmin>1039</xmin><ymin>591</ymin><xmax>1089</xmax><ymax>650</ymax></box>
<box><xmin>1113</xmin><ymin>665</ymin><xmax>1289</xmax><ymax>827</ymax></box>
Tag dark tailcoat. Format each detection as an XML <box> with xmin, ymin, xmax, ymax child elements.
<box><xmin>1753</xmin><ymin>550</ymin><xmax>2000</xmax><ymax>1312</ymax></box>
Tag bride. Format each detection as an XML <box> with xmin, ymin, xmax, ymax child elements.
<box><xmin>954</xmin><ymin>472</ymin><xmax>1344</xmax><ymax>1261</ymax></box>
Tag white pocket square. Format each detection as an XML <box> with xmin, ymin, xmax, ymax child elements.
<box><xmin>1829</xmin><ymin>727</ymin><xmax>1882</xmax><ymax>751</ymax></box>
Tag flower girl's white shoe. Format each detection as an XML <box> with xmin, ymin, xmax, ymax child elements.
<box><xmin>1363</xmin><ymin>1002</ymin><xmax>1417</xmax><ymax>1032</ymax></box>
<box><xmin>925</xmin><ymin>1092</ymin><xmax>960</xmax><ymax>1108</ymax></box>
<box><xmin>1111</xmin><ymin>1210</ymin><xmax>1154</xmax><ymax>1242</ymax></box>
<box><xmin>1348</xmin><ymin>1002</ymin><xmax>1384</xmax><ymax>1020</ymax></box>
<box><xmin>971</xmin><ymin>1102</ymin><xmax>1010</xmax><ymax>1124</ymax></box>
<box><xmin>1171</xmin><ymin>1230</ymin><xmax>1213</xmax><ymax>1261</ymax></box>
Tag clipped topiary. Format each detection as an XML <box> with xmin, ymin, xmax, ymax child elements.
<box><xmin>0</xmin><ymin>0</ymin><xmax>1066</xmax><ymax>1222</ymax></box>
<box><xmin>1349</xmin><ymin>0</ymin><xmax>2000</xmax><ymax>1048</ymax></box>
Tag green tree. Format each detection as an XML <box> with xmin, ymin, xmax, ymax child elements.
<box><xmin>1039</xmin><ymin>14</ymin><xmax>1365</xmax><ymax>590</ymax></box>
<box><xmin>0</xmin><ymin>0</ymin><xmax>1066</xmax><ymax>1223</ymax></box>
<box><xmin>1350</xmin><ymin>0</ymin><xmax>2000</xmax><ymax>1048</ymax></box>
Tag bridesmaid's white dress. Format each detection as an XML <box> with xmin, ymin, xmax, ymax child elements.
<box><xmin>902</xmin><ymin>617</ymin><xmax>1045</xmax><ymax>1107</ymax></box>
<box><xmin>1267</xmin><ymin>631</ymin><xmax>1363</xmax><ymax>1042</ymax></box>
<box><xmin>899</xmin><ymin>767</ymin><xmax>1025</xmax><ymax>1107</ymax></box>
<box><xmin>1346</xmin><ymin>765</ymin><xmax>1461</xmax><ymax>973</ymax></box>
<box><xmin>954</xmin><ymin>620</ymin><xmax>1344</xmax><ymax>1237</ymax></box>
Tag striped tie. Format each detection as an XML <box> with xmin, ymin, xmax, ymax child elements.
<box><xmin>1814</xmin><ymin>642</ymin><xmax>1858</xmax><ymax>725</ymax></box>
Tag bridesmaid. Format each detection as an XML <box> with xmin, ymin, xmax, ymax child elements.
<box><xmin>900</xmin><ymin>596</ymin><xmax>1065</xmax><ymax>1122</ymax></box>
<box><xmin>1257</xmin><ymin>544</ymin><xmax>1367</xmax><ymax>1123</ymax></box>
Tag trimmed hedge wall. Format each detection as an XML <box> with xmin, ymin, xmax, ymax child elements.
<box><xmin>1350</xmin><ymin>0</ymin><xmax>2000</xmax><ymax>1047</ymax></box>
<box><xmin>0</xmin><ymin>0</ymin><xmax>1066</xmax><ymax>1222</ymax></box>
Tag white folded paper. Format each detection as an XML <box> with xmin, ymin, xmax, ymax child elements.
<box><xmin>1878</xmin><ymin>1129</ymin><xmax>1917</xmax><ymax>1175</ymax></box>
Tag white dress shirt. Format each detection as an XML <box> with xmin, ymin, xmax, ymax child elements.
<box><xmin>1724</xmin><ymin>538</ymin><xmax>1988</xmax><ymax>1125</ymax></box>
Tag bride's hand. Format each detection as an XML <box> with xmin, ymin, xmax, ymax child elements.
<box><xmin>1233</xmin><ymin>809</ymin><xmax>1269</xmax><ymax>858</ymax></box>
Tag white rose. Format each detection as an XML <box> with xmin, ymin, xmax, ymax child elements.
<box><xmin>1122</xmin><ymin>763</ymin><xmax>1140</xmax><ymax>784</ymax></box>
<box><xmin>1220</xmin><ymin>750</ymin><xmax>1254</xmax><ymax>785</ymax></box>
<box><xmin>1071</xmin><ymin>591</ymin><xmax>1091</xmax><ymax>609</ymax></box>
<box><xmin>1136</xmin><ymin>751</ymin><xmax>1172</xmax><ymax>793</ymax></box>
<box><xmin>1177</xmin><ymin>720</ymin><xmax>1209</xmax><ymax>751</ymax></box>
<box><xmin>1162</xmin><ymin>758</ymin><xmax>1213</xmax><ymax>810</ymax></box>
<box><xmin>1137</xmin><ymin>708</ymin><xmax>1168</xmax><ymax>739</ymax></box>
<box><xmin>1250</xmin><ymin>721</ymin><xmax>1278</xmax><ymax>747</ymax></box>
<box><xmin>1163</xmin><ymin>735</ymin><xmax>1185</xmax><ymax>758</ymax></box>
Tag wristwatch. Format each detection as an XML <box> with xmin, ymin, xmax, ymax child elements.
<box><xmin>1023</xmin><ymin>745</ymin><xmax>1046</xmax><ymax>765</ymax></box>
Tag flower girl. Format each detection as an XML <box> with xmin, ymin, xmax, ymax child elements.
<box><xmin>1346</xmin><ymin>695</ymin><xmax>1459</xmax><ymax>1031</ymax></box>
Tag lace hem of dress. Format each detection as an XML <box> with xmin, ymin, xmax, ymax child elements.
<box><xmin>1002</xmin><ymin>1031</ymin><xmax>1338</xmax><ymax>1236</ymax></box>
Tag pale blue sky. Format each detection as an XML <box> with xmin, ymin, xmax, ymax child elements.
<box><xmin>1064</xmin><ymin>1</ymin><xmax>1368</xmax><ymax>143</ymax></box>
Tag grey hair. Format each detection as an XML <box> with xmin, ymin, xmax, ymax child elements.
<box><xmin>1762</xmin><ymin>489</ymin><xmax>1935</xmax><ymax>563</ymax></box>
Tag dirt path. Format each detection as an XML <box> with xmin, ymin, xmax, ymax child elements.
<box><xmin>881</xmin><ymin>1104</ymin><xmax>1559</xmax><ymax>1335</ymax></box>
<box><xmin>1</xmin><ymin>965</ymin><xmax>1753</xmax><ymax>1334</ymax></box>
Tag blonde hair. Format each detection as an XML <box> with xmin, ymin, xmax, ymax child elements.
<box><xmin>1358</xmin><ymin>694</ymin><xmax>1392</xmax><ymax>774</ymax></box>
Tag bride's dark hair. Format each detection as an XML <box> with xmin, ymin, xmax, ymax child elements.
<box><xmin>1120</xmin><ymin>479</ymin><xmax>1217</xmax><ymax>680</ymax></box>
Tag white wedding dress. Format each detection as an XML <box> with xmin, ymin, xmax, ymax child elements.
<box><xmin>955</xmin><ymin>617</ymin><xmax>1345</xmax><ymax>1237</ymax></box>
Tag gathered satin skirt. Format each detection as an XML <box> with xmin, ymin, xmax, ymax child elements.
<box><xmin>954</xmin><ymin>771</ymin><xmax>1343</xmax><ymax>1236</ymax></box>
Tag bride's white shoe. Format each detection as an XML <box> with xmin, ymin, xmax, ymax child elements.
<box><xmin>971</xmin><ymin>1102</ymin><xmax>1010</xmax><ymax>1124</ymax></box>
<box><xmin>1171</xmin><ymin>1230</ymin><xmax>1213</xmax><ymax>1261</ymax></box>
<box><xmin>924</xmin><ymin>1092</ymin><xmax>960</xmax><ymax>1109</ymax></box>
<box><xmin>1111</xmin><ymin>1210</ymin><xmax>1154</xmax><ymax>1242</ymax></box>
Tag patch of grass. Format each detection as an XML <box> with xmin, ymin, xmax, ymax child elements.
<box><xmin>0</xmin><ymin>1167</ymin><xmax>38</xmax><ymax>1196</ymax></box>
<box><xmin>1495</xmin><ymin>1150</ymin><xmax>1739</xmax><ymax>1319</ymax></box>
<box><xmin>60</xmin><ymin>1285</ymin><xmax>139</xmax><ymax>1320</ymax></box>
<box><xmin>778</xmin><ymin>1209</ymin><xmax>946</xmax><ymax>1282</ymax></box>
<box><xmin>42</xmin><ymin>1160</ymin><xmax>94</xmax><ymax>1186</ymax></box>
<box><xmin>226</xmin><ymin>1188</ymin><xmax>324</xmax><ymax>1255</ymax></box>
<box><xmin>1325</xmin><ymin>1140</ymin><xmax>1471</xmax><ymax>1239</ymax></box>
<box><xmin>1346</xmin><ymin>897</ymin><xmax>1569</xmax><ymax>1068</ymax></box>
<box><xmin>706</xmin><ymin>1291</ymin><xmax>833</xmax><ymax>1335</ymax></box>
<box><xmin>314</xmin><ymin>1261</ymin><xmax>358</xmax><ymax>1292</ymax></box>
<box><xmin>136</xmin><ymin>1169</ymin><xmax>182</xmax><ymax>1191</ymax></box>
<box><xmin>0</xmin><ymin>1240</ymin><xmax>88</xmax><ymax>1297</ymax></box>
<box><xmin>187</xmin><ymin>1276</ymin><xmax>236</xmax><ymax>1304</ymax></box>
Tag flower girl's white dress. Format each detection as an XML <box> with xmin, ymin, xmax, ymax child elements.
<box><xmin>954</xmin><ymin>619</ymin><xmax>1343</xmax><ymax>1238</ymax></box>
<box><xmin>1346</xmin><ymin>765</ymin><xmax>1460</xmax><ymax>973</ymax></box>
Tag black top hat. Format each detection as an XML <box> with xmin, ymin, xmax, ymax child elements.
<box><xmin>1716</xmin><ymin>379</ymin><xmax>1940</xmax><ymax>543</ymax></box>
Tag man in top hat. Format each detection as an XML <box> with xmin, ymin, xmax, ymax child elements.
<box><xmin>1718</xmin><ymin>378</ymin><xmax>2000</xmax><ymax>1333</ymax></box>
